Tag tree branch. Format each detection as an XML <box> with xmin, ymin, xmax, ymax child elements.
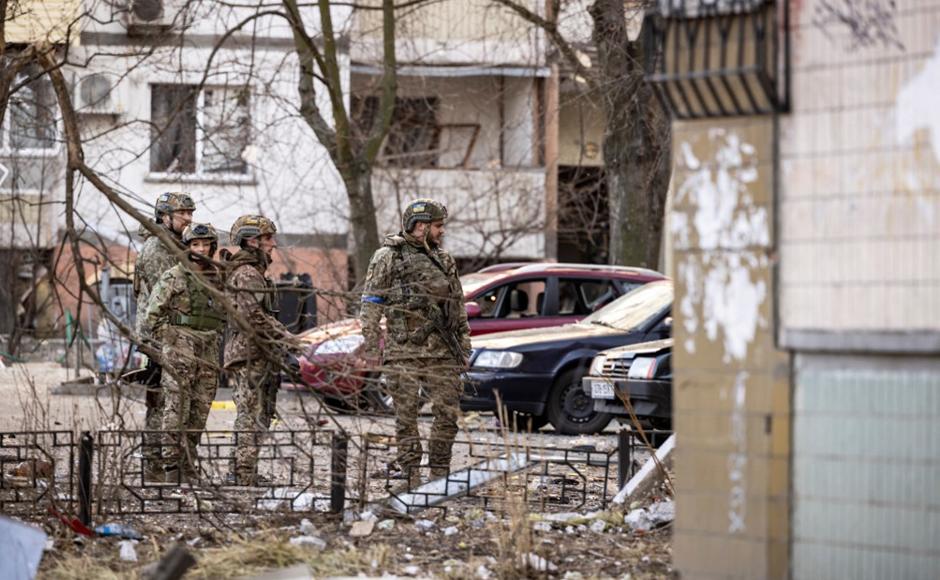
<box><xmin>362</xmin><ymin>0</ymin><xmax>398</xmax><ymax>165</ymax></box>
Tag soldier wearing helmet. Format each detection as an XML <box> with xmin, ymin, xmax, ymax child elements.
<box><xmin>133</xmin><ymin>192</ymin><xmax>196</xmax><ymax>481</ymax></box>
<box><xmin>144</xmin><ymin>223</ymin><xmax>225</xmax><ymax>483</ymax></box>
<box><xmin>223</xmin><ymin>215</ymin><xmax>296</xmax><ymax>485</ymax></box>
<box><xmin>360</xmin><ymin>198</ymin><xmax>471</xmax><ymax>486</ymax></box>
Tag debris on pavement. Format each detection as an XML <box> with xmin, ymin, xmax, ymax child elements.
<box><xmin>289</xmin><ymin>535</ymin><xmax>327</xmax><ymax>550</ymax></box>
<box><xmin>95</xmin><ymin>523</ymin><xmax>143</xmax><ymax>540</ymax></box>
<box><xmin>613</xmin><ymin>434</ymin><xmax>676</xmax><ymax>506</ymax></box>
<box><xmin>625</xmin><ymin>500</ymin><xmax>676</xmax><ymax>532</ymax></box>
<box><xmin>119</xmin><ymin>540</ymin><xmax>138</xmax><ymax>562</ymax></box>
<box><xmin>376</xmin><ymin>519</ymin><xmax>395</xmax><ymax>531</ymax></box>
<box><xmin>523</xmin><ymin>552</ymin><xmax>558</xmax><ymax>572</ymax></box>
<box><xmin>349</xmin><ymin>520</ymin><xmax>375</xmax><ymax>537</ymax></box>
<box><xmin>0</xmin><ymin>516</ymin><xmax>47</xmax><ymax>580</ymax></box>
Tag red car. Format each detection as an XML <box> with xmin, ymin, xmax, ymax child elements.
<box><xmin>296</xmin><ymin>262</ymin><xmax>665</xmax><ymax>411</ymax></box>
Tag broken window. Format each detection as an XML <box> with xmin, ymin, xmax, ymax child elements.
<box><xmin>0</xmin><ymin>69</ymin><xmax>57</xmax><ymax>153</ymax></box>
<box><xmin>352</xmin><ymin>96</ymin><xmax>439</xmax><ymax>167</ymax></box>
<box><xmin>150</xmin><ymin>84</ymin><xmax>251</xmax><ymax>175</ymax></box>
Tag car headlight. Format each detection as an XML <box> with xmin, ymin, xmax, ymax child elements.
<box><xmin>589</xmin><ymin>354</ymin><xmax>607</xmax><ymax>376</ymax></box>
<box><xmin>472</xmin><ymin>350</ymin><xmax>523</xmax><ymax>369</ymax></box>
<box><xmin>315</xmin><ymin>335</ymin><xmax>365</xmax><ymax>355</ymax></box>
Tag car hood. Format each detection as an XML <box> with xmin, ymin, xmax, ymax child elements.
<box><xmin>298</xmin><ymin>318</ymin><xmax>362</xmax><ymax>346</ymax></box>
<box><xmin>471</xmin><ymin>321</ymin><xmax>628</xmax><ymax>350</ymax></box>
<box><xmin>599</xmin><ymin>338</ymin><xmax>673</xmax><ymax>359</ymax></box>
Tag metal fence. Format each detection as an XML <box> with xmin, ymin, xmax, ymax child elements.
<box><xmin>0</xmin><ymin>427</ymin><xmax>670</xmax><ymax>524</ymax></box>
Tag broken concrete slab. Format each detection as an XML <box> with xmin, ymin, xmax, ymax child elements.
<box><xmin>612</xmin><ymin>434</ymin><xmax>675</xmax><ymax>506</ymax></box>
<box><xmin>349</xmin><ymin>520</ymin><xmax>375</xmax><ymax>537</ymax></box>
<box><xmin>387</xmin><ymin>453</ymin><xmax>529</xmax><ymax>514</ymax></box>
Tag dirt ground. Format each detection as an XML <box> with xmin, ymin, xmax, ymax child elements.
<box><xmin>1</xmin><ymin>362</ymin><xmax>675</xmax><ymax>579</ymax></box>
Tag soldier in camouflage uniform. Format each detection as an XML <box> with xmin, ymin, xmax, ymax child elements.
<box><xmin>360</xmin><ymin>199</ymin><xmax>471</xmax><ymax>484</ymax></box>
<box><xmin>133</xmin><ymin>192</ymin><xmax>195</xmax><ymax>479</ymax></box>
<box><xmin>223</xmin><ymin>215</ymin><xmax>297</xmax><ymax>485</ymax></box>
<box><xmin>145</xmin><ymin>223</ymin><xmax>225</xmax><ymax>483</ymax></box>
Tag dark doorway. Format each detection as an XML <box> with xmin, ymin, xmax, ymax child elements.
<box><xmin>557</xmin><ymin>166</ymin><xmax>608</xmax><ymax>264</ymax></box>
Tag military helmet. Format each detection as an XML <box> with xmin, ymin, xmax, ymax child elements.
<box><xmin>182</xmin><ymin>222</ymin><xmax>218</xmax><ymax>245</ymax></box>
<box><xmin>154</xmin><ymin>192</ymin><xmax>196</xmax><ymax>220</ymax></box>
<box><xmin>230</xmin><ymin>215</ymin><xmax>277</xmax><ymax>246</ymax></box>
<box><xmin>402</xmin><ymin>198</ymin><xmax>447</xmax><ymax>232</ymax></box>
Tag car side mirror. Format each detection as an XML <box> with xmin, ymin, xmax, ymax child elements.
<box><xmin>466</xmin><ymin>301</ymin><xmax>482</xmax><ymax>319</ymax></box>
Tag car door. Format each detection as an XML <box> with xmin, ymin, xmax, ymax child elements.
<box><xmin>466</xmin><ymin>277</ymin><xmax>552</xmax><ymax>334</ymax></box>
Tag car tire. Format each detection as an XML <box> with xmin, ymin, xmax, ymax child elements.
<box><xmin>546</xmin><ymin>369</ymin><xmax>612</xmax><ymax>435</ymax></box>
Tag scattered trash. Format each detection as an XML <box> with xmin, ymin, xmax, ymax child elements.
<box><xmin>186</xmin><ymin>538</ymin><xmax>201</xmax><ymax>547</ymax></box>
<box><xmin>119</xmin><ymin>540</ymin><xmax>138</xmax><ymax>562</ymax></box>
<box><xmin>443</xmin><ymin>526</ymin><xmax>459</xmax><ymax>536</ymax></box>
<box><xmin>0</xmin><ymin>516</ymin><xmax>48</xmax><ymax>580</ymax></box>
<box><xmin>96</xmin><ymin>523</ymin><xmax>143</xmax><ymax>540</ymax></box>
<box><xmin>415</xmin><ymin>519</ymin><xmax>435</xmax><ymax>531</ymax></box>
<box><xmin>589</xmin><ymin>519</ymin><xmax>607</xmax><ymax>534</ymax></box>
<box><xmin>289</xmin><ymin>535</ymin><xmax>326</xmax><ymax>550</ymax></box>
<box><xmin>402</xmin><ymin>565</ymin><xmax>421</xmax><ymax>576</ymax></box>
<box><xmin>563</xmin><ymin>572</ymin><xmax>585</xmax><ymax>580</ymax></box>
<box><xmin>522</xmin><ymin>552</ymin><xmax>558</xmax><ymax>573</ymax></box>
<box><xmin>564</xmin><ymin>526</ymin><xmax>575</xmax><ymax>534</ymax></box>
<box><xmin>299</xmin><ymin>519</ymin><xmax>317</xmax><ymax>535</ymax></box>
<box><xmin>376</xmin><ymin>519</ymin><xmax>395</xmax><ymax>531</ymax></box>
<box><xmin>47</xmin><ymin>506</ymin><xmax>94</xmax><ymax>537</ymax></box>
<box><xmin>476</xmin><ymin>564</ymin><xmax>493</xmax><ymax>579</ymax></box>
<box><xmin>359</xmin><ymin>510</ymin><xmax>377</xmax><ymax>522</ymax></box>
<box><xmin>343</xmin><ymin>510</ymin><xmax>357</xmax><ymax>524</ymax></box>
<box><xmin>532</xmin><ymin>521</ymin><xmax>552</xmax><ymax>533</ymax></box>
<box><xmin>624</xmin><ymin>500</ymin><xmax>675</xmax><ymax>532</ymax></box>
<box><xmin>349</xmin><ymin>520</ymin><xmax>375</xmax><ymax>538</ymax></box>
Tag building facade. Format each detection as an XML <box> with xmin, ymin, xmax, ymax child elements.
<box><xmin>659</xmin><ymin>0</ymin><xmax>940</xmax><ymax>577</ymax></box>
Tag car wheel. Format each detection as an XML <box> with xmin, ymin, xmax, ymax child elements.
<box><xmin>546</xmin><ymin>369</ymin><xmax>612</xmax><ymax>435</ymax></box>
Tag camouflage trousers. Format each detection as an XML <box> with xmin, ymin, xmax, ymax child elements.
<box><xmin>142</xmin><ymin>360</ymin><xmax>164</xmax><ymax>471</ymax></box>
<box><xmin>384</xmin><ymin>358</ymin><xmax>463</xmax><ymax>476</ymax></box>
<box><xmin>160</xmin><ymin>327</ymin><xmax>220</xmax><ymax>476</ymax></box>
<box><xmin>231</xmin><ymin>360</ymin><xmax>278</xmax><ymax>481</ymax></box>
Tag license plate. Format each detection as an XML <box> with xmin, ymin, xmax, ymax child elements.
<box><xmin>591</xmin><ymin>380</ymin><xmax>615</xmax><ymax>399</ymax></box>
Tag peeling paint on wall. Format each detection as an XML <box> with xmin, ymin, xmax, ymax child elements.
<box><xmin>896</xmin><ymin>36</ymin><xmax>940</xmax><ymax>165</ymax></box>
<box><xmin>672</xmin><ymin>129</ymin><xmax>769</xmax><ymax>362</ymax></box>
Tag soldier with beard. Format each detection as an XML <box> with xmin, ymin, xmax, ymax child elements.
<box><xmin>133</xmin><ymin>192</ymin><xmax>195</xmax><ymax>480</ymax></box>
<box><xmin>145</xmin><ymin>223</ymin><xmax>225</xmax><ymax>483</ymax></box>
<box><xmin>360</xmin><ymin>199</ymin><xmax>471</xmax><ymax>486</ymax></box>
<box><xmin>223</xmin><ymin>215</ymin><xmax>297</xmax><ymax>485</ymax></box>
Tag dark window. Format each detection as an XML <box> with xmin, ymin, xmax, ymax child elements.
<box><xmin>352</xmin><ymin>95</ymin><xmax>439</xmax><ymax>167</ymax></box>
<box><xmin>150</xmin><ymin>84</ymin><xmax>197</xmax><ymax>173</ymax></box>
<box><xmin>150</xmin><ymin>84</ymin><xmax>251</xmax><ymax>174</ymax></box>
<box><xmin>1</xmin><ymin>69</ymin><xmax>56</xmax><ymax>151</ymax></box>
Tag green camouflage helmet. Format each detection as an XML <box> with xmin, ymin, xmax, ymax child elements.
<box><xmin>154</xmin><ymin>192</ymin><xmax>196</xmax><ymax>220</ymax></box>
<box><xmin>230</xmin><ymin>215</ymin><xmax>277</xmax><ymax>246</ymax></box>
<box><xmin>402</xmin><ymin>198</ymin><xmax>447</xmax><ymax>232</ymax></box>
<box><xmin>181</xmin><ymin>222</ymin><xmax>218</xmax><ymax>245</ymax></box>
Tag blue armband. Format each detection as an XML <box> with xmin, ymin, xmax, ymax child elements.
<box><xmin>362</xmin><ymin>295</ymin><xmax>385</xmax><ymax>304</ymax></box>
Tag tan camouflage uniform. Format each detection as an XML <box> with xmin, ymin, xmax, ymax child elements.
<box><xmin>133</xmin><ymin>224</ymin><xmax>183</xmax><ymax>471</ymax></box>
<box><xmin>146</xmin><ymin>263</ymin><xmax>224</xmax><ymax>478</ymax></box>
<box><xmin>361</xmin><ymin>232</ymin><xmax>470</xmax><ymax>478</ymax></box>
<box><xmin>223</xmin><ymin>247</ymin><xmax>289</xmax><ymax>483</ymax></box>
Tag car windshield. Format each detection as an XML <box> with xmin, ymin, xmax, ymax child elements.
<box><xmin>582</xmin><ymin>281</ymin><xmax>672</xmax><ymax>331</ymax></box>
<box><xmin>460</xmin><ymin>272</ymin><xmax>500</xmax><ymax>296</ymax></box>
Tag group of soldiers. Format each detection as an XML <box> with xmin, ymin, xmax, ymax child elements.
<box><xmin>132</xmin><ymin>192</ymin><xmax>469</xmax><ymax>489</ymax></box>
<box><xmin>134</xmin><ymin>192</ymin><xmax>296</xmax><ymax>485</ymax></box>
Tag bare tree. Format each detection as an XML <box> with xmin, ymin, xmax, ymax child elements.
<box><xmin>492</xmin><ymin>0</ymin><xmax>671</xmax><ymax>269</ymax></box>
<box><xmin>283</xmin><ymin>0</ymin><xmax>399</xmax><ymax>282</ymax></box>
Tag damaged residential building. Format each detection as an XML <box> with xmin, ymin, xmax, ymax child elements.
<box><xmin>1</xmin><ymin>0</ymin><xmax>609</xmax><ymax>340</ymax></box>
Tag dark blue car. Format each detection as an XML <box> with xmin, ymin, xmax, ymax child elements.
<box><xmin>461</xmin><ymin>280</ymin><xmax>673</xmax><ymax>434</ymax></box>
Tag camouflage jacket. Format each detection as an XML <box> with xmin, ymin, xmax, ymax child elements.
<box><xmin>222</xmin><ymin>248</ymin><xmax>290</xmax><ymax>368</ymax></box>
<box><xmin>145</xmin><ymin>263</ymin><xmax>225</xmax><ymax>345</ymax></box>
<box><xmin>134</xmin><ymin>224</ymin><xmax>183</xmax><ymax>337</ymax></box>
<box><xmin>360</xmin><ymin>233</ymin><xmax>470</xmax><ymax>363</ymax></box>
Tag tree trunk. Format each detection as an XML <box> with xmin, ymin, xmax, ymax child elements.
<box><xmin>343</xmin><ymin>166</ymin><xmax>381</xmax><ymax>283</ymax></box>
<box><xmin>591</xmin><ymin>0</ymin><xmax>671</xmax><ymax>270</ymax></box>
